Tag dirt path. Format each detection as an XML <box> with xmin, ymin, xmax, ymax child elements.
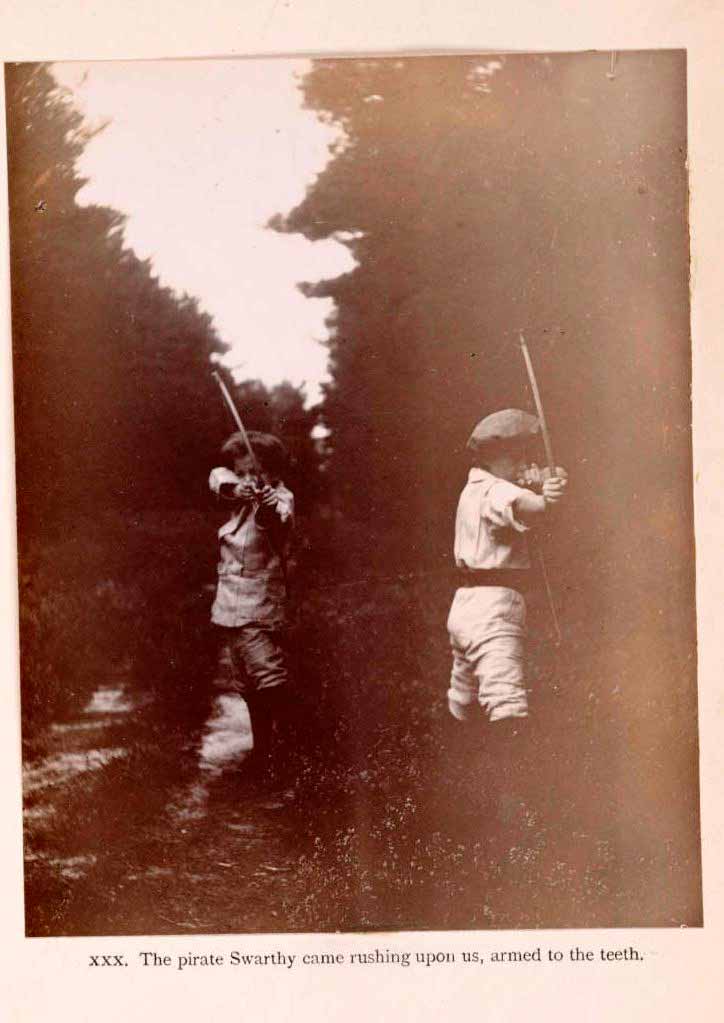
<box><xmin>21</xmin><ymin>579</ymin><xmax>701</xmax><ymax>935</ymax></box>
<box><xmin>23</xmin><ymin>679</ymin><xmax>336</xmax><ymax>936</ymax></box>
<box><xmin>20</xmin><ymin>673</ymin><xmax>605</xmax><ymax>936</ymax></box>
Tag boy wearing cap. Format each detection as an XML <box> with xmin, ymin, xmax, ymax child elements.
<box><xmin>198</xmin><ymin>430</ymin><xmax>294</xmax><ymax>783</ymax></box>
<box><xmin>447</xmin><ymin>409</ymin><xmax>567</xmax><ymax>742</ymax></box>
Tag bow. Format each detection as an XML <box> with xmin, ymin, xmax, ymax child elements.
<box><xmin>212</xmin><ymin>370</ymin><xmax>262</xmax><ymax>478</ymax></box>
<box><xmin>519</xmin><ymin>333</ymin><xmax>563</xmax><ymax>645</ymax></box>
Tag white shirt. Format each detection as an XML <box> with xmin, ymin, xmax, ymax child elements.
<box><xmin>453</xmin><ymin>468</ymin><xmax>531</xmax><ymax>570</ymax></box>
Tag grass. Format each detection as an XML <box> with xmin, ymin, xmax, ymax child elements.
<box><xmin>19</xmin><ymin>509</ymin><xmax>703</xmax><ymax>935</ymax></box>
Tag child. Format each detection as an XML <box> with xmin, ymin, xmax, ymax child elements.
<box><xmin>447</xmin><ymin>408</ymin><xmax>567</xmax><ymax>749</ymax></box>
<box><xmin>198</xmin><ymin>430</ymin><xmax>294</xmax><ymax>783</ymax></box>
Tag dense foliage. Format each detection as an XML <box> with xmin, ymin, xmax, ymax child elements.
<box><xmin>274</xmin><ymin>54</ymin><xmax>693</xmax><ymax>590</ymax></box>
<box><xmin>271</xmin><ymin>52</ymin><xmax>699</xmax><ymax>852</ymax></box>
<box><xmin>6</xmin><ymin>65</ymin><xmax>238</xmax><ymax>528</ymax></box>
<box><xmin>6</xmin><ymin>64</ymin><xmax>319</xmax><ymax>725</ymax></box>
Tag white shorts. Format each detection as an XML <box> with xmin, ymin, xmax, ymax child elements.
<box><xmin>446</xmin><ymin>586</ymin><xmax>528</xmax><ymax>722</ymax></box>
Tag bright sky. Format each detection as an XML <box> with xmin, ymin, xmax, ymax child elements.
<box><xmin>53</xmin><ymin>58</ymin><xmax>354</xmax><ymax>405</ymax></box>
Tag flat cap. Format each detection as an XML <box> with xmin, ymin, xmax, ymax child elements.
<box><xmin>466</xmin><ymin>408</ymin><xmax>540</xmax><ymax>451</ymax></box>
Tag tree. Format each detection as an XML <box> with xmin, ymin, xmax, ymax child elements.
<box><xmin>7</xmin><ymin>63</ymin><xmax>328</xmax><ymax>731</ymax></box>
<box><xmin>273</xmin><ymin>53</ymin><xmax>692</xmax><ymax>592</ymax></box>
<box><xmin>270</xmin><ymin>56</ymin><xmax>698</xmax><ymax>893</ymax></box>
<box><xmin>5</xmin><ymin>62</ymin><xmax>232</xmax><ymax>535</ymax></box>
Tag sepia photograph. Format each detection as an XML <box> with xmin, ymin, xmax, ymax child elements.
<box><xmin>6</xmin><ymin>50</ymin><xmax>699</xmax><ymax>938</ymax></box>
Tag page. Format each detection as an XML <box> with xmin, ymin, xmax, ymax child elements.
<box><xmin>1</xmin><ymin>4</ymin><xmax>722</xmax><ymax>1021</ymax></box>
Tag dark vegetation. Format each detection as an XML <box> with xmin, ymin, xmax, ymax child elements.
<box><xmin>8</xmin><ymin>56</ymin><xmax>701</xmax><ymax>934</ymax></box>
<box><xmin>6</xmin><ymin>63</ymin><xmax>321</xmax><ymax>729</ymax></box>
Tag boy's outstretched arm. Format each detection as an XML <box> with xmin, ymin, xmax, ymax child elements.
<box><xmin>208</xmin><ymin>466</ymin><xmax>256</xmax><ymax>503</ymax></box>
<box><xmin>514</xmin><ymin>467</ymin><xmax>568</xmax><ymax>524</ymax></box>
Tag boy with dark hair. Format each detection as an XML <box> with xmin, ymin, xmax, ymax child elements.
<box><xmin>198</xmin><ymin>429</ymin><xmax>294</xmax><ymax>784</ymax></box>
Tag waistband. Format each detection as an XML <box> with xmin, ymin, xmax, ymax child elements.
<box><xmin>454</xmin><ymin>568</ymin><xmax>530</xmax><ymax>592</ymax></box>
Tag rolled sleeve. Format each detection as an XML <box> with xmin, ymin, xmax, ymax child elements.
<box><xmin>483</xmin><ymin>481</ymin><xmax>530</xmax><ymax>533</ymax></box>
<box><xmin>209</xmin><ymin>466</ymin><xmax>241</xmax><ymax>497</ymax></box>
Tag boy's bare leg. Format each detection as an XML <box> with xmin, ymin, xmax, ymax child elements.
<box><xmin>486</xmin><ymin>716</ymin><xmax>539</xmax><ymax>831</ymax></box>
<box><xmin>244</xmin><ymin>686</ymin><xmax>298</xmax><ymax>808</ymax></box>
<box><xmin>245</xmin><ymin>686</ymin><xmax>282</xmax><ymax>767</ymax></box>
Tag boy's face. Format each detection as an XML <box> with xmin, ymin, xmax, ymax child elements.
<box><xmin>233</xmin><ymin>454</ymin><xmax>269</xmax><ymax>486</ymax></box>
<box><xmin>486</xmin><ymin>443</ymin><xmax>530</xmax><ymax>483</ymax></box>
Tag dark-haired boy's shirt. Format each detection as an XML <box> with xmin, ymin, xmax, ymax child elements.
<box><xmin>208</xmin><ymin>467</ymin><xmax>294</xmax><ymax>627</ymax></box>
